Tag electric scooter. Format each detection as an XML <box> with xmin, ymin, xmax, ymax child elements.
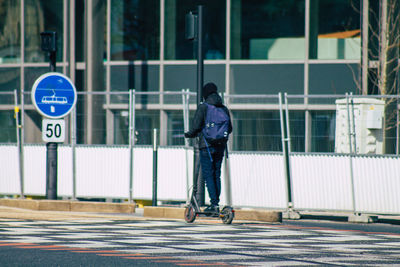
<box><xmin>184</xmin><ymin>191</ymin><xmax>235</xmax><ymax>224</ymax></box>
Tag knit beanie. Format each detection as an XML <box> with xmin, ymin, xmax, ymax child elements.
<box><xmin>202</xmin><ymin>82</ymin><xmax>218</xmax><ymax>99</ymax></box>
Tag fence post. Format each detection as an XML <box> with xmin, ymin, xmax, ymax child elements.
<box><xmin>346</xmin><ymin>93</ymin><xmax>357</xmax><ymax>215</ymax></box>
<box><xmin>71</xmin><ymin>106</ymin><xmax>77</xmax><ymax>200</ymax></box>
<box><xmin>14</xmin><ymin>89</ymin><xmax>24</xmax><ymax>199</ymax></box>
<box><xmin>152</xmin><ymin>128</ymin><xmax>158</xmax><ymax>206</ymax></box>
<box><xmin>279</xmin><ymin>93</ymin><xmax>299</xmax><ymax>219</ymax></box>
<box><xmin>20</xmin><ymin>89</ymin><xmax>25</xmax><ymax>198</ymax></box>
<box><xmin>182</xmin><ymin>89</ymin><xmax>191</xmax><ymax>202</ymax></box>
<box><xmin>222</xmin><ymin>92</ymin><xmax>232</xmax><ymax>206</ymax></box>
<box><xmin>129</xmin><ymin>89</ymin><xmax>136</xmax><ymax>203</ymax></box>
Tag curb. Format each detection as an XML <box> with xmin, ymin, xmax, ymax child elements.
<box><xmin>0</xmin><ymin>199</ymin><xmax>135</xmax><ymax>214</ymax></box>
<box><xmin>144</xmin><ymin>206</ymin><xmax>282</xmax><ymax>223</ymax></box>
<box><xmin>0</xmin><ymin>199</ymin><xmax>282</xmax><ymax>223</ymax></box>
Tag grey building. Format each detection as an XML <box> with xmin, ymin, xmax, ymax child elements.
<box><xmin>0</xmin><ymin>0</ymin><xmax>398</xmax><ymax>153</ymax></box>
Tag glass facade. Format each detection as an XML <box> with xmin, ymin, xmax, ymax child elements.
<box><xmin>25</xmin><ymin>0</ymin><xmax>64</xmax><ymax>62</ymax></box>
<box><xmin>309</xmin><ymin>0</ymin><xmax>360</xmax><ymax>60</ymax></box>
<box><xmin>0</xmin><ymin>0</ymin><xmax>21</xmax><ymax>63</ymax></box>
<box><xmin>165</xmin><ymin>0</ymin><xmax>226</xmax><ymax>60</ymax></box>
<box><xmin>110</xmin><ymin>0</ymin><xmax>160</xmax><ymax>60</ymax></box>
<box><xmin>231</xmin><ymin>0</ymin><xmax>305</xmax><ymax>60</ymax></box>
<box><xmin>1</xmin><ymin>0</ymin><xmax>395</xmax><ymax>154</ymax></box>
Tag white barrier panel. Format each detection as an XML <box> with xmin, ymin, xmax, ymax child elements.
<box><xmin>0</xmin><ymin>144</ymin><xmax>20</xmax><ymax>195</ymax></box>
<box><xmin>290</xmin><ymin>154</ymin><xmax>354</xmax><ymax>211</ymax></box>
<box><xmin>58</xmin><ymin>145</ymin><xmax>73</xmax><ymax>196</ymax></box>
<box><xmin>132</xmin><ymin>147</ymin><xmax>153</xmax><ymax>199</ymax></box>
<box><xmin>3</xmin><ymin>145</ymin><xmax>400</xmax><ymax>216</ymax></box>
<box><xmin>75</xmin><ymin>146</ymin><xmax>130</xmax><ymax>198</ymax></box>
<box><xmin>229</xmin><ymin>152</ymin><xmax>287</xmax><ymax>209</ymax></box>
<box><xmin>353</xmin><ymin>156</ymin><xmax>400</xmax><ymax>214</ymax></box>
<box><xmin>157</xmin><ymin>147</ymin><xmax>193</xmax><ymax>201</ymax></box>
<box><xmin>24</xmin><ymin>145</ymin><xmax>46</xmax><ymax>196</ymax></box>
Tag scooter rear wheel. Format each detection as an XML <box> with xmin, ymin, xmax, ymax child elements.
<box><xmin>220</xmin><ymin>206</ymin><xmax>234</xmax><ymax>224</ymax></box>
<box><xmin>184</xmin><ymin>205</ymin><xmax>196</xmax><ymax>223</ymax></box>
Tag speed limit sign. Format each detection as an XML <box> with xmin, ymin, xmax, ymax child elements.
<box><xmin>42</xmin><ymin>119</ymin><xmax>65</xmax><ymax>142</ymax></box>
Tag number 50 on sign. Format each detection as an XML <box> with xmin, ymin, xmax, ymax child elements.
<box><xmin>42</xmin><ymin>119</ymin><xmax>65</xmax><ymax>142</ymax></box>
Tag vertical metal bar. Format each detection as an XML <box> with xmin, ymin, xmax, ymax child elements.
<box><xmin>304</xmin><ymin>0</ymin><xmax>311</xmax><ymax>153</ymax></box>
<box><xmin>346</xmin><ymin>93</ymin><xmax>357</xmax><ymax>214</ymax></box>
<box><xmin>279</xmin><ymin>93</ymin><xmax>292</xmax><ymax>209</ymax></box>
<box><xmin>397</xmin><ymin>96</ymin><xmax>399</xmax><ymax>155</ymax></box>
<box><xmin>159</xmin><ymin>0</ymin><xmax>165</xmax><ymax>106</ymax></box>
<box><xmin>222</xmin><ymin>92</ymin><xmax>232</xmax><ymax>206</ymax></box>
<box><xmin>350</xmin><ymin>92</ymin><xmax>357</xmax><ymax>154</ymax></box>
<box><xmin>69</xmin><ymin>0</ymin><xmax>76</xmax><ymax>81</ymax></box>
<box><xmin>14</xmin><ymin>90</ymin><xmax>24</xmax><ymax>198</ymax></box>
<box><xmin>284</xmin><ymin>93</ymin><xmax>292</xmax><ymax>153</ymax></box>
<box><xmin>20</xmin><ymin>91</ymin><xmax>25</xmax><ymax>197</ymax></box>
<box><xmin>129</xmin><ymin>89</ymin><xmax>135</xmax><ymax>202</ymax></box>
<box><xmin>183</xmin><ymin>89</ymin><xmax>191</xmax><ymax>203</ymax></box>
<box><xmin>63</xmin><ymin>0</ymin><xmax>68</xmax><ymax>74</ymax></box>
<box><xmin>20</xmin><ymin>0</ymin><xmax>25</xmax><ymax>178</ymax></box>
<box><xmin>362</xmin><ymin>0</ymin><xmax>369</xmax><ymax>95</ymax></box>
<box><xmin>152</xmin><ymin>128</ymin><xmax>158</xmax><ymax>206</ymax></box>
<box><xmin>71</xmin><ymin>108</ymin><xmax>77</xmax><ymax>200</ymax></box>
<box><xmin>182</xmin><ymin>89</ymin><xmax>189</xmax><ymax>147</ymax></box>
<box><xmin>225</xmin><ymin>0</ymin><xmax>231</xmax><ymax>98</ymax></box>
<box><xmin>346</xmin><ymin>93</ymin><xmax>353</xmax><ymax>153</ymax></box>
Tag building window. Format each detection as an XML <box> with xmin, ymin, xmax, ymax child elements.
<box><xmin>0</xmin><ymin>0</ymin><xmax>21</xmax><ymax>63</ymax></box>
<box><xmin>0</xmin><ymin>111</ymin><xmax>16</xmax><ymax>142</ymax></box>
<box><xmin>164</xmin><ymin>0</ymin><xmax>226</xmax><ymax>60</ymax></box>
<box><xmin>25</xmin><ymin>0</ymin><xmax>64</xmax><ymax>62</ymax></box>
<box><xmin>309</xmin><ymin>63</ymin><xmax>359</xmax><ymax>98</ymax></box>
<box><xmin>309</xmin><ymin>0</ymin><xmax>360</xmax><ymax>60</ymax></box>
<box><xmin>114</xmin><ymin>110</ymin><xmax>160</xmax><ymax>145</ymax></box>
<box><xmin>232</xmin><ymin>111</ymin><xmax>282</xmax><ymax>151</ymax></box>
<box><xmin>166</xmin><ymin>111</ymin><xmax>185</xmax><ymax>145</ymax></box>
<box><xmin>0</xmin><ymin>68</ymin><xmax>20</xmax><ymax>93</ymax></box>
<box><xmin>311</xmin><ymin>111</ymin><xmax>336</xmax><ymax>152</ymax></box>
<box><xmin>288</xmin><ymin>111</ymin><xmax>305</xmax><ymax>152</ymax></box>
<box><xmin>230</xmin><ymin>64</ymin><xmax>304</xmax><ymax>96</ymax></box>
<box><xmin>231</xmin><ymin>0</ymin><xmax>305</xmax><ymax>60</ymax></box>
<box><xmin>110</xmin><ymin>0</ymin><xmax>160</xmax><ymax>60</ymax></box>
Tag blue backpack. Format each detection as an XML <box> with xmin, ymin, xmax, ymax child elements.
<box><xmin>202</xmin><ymin>103</ymin><xmax>230</xmax><ymax>146</ymax></box>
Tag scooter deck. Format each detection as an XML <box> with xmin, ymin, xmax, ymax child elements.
<box><xmin>195</xmin><ymin>211</ymin><xmax>221</xmax><ymax>217</ymax></box>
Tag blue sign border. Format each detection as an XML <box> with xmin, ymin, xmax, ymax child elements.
<box><xmin>31</xmin><ymin>72</ymin><xmax>77</xmax><ymax>119</ymax></box>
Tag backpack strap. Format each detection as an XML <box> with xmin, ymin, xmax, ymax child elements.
<box><xmin>202</xmin><ymin>136</ymin><xmax>213</xmax><ymax>162</ymax></box>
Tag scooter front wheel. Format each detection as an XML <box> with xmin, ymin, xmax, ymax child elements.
<box><xmin>184</xmin><ymin>205</ymin><xmax>196</xmax><ymax>223</ymax></box>
<box><xmin>220</xmin><ymin>206</ymin><xmax>234</xmax><ymax>224</ymax></box>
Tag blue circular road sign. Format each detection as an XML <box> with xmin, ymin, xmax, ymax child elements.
<box><xmin>31</xmin><ymin>72</ymin><xmax>77</xmax><ymax>119</ymax></box>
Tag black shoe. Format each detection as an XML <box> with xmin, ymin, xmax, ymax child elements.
<box><xmin>204</xmin><ymin>205</ymin><xmax>219</xmax><ymax>213</ymax></box>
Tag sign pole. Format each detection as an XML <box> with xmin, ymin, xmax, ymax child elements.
<box><xmin>185</xmin><ymin>5</ymin><xmax>205</xmax><ymax>206</ymax></box>
<box><xmin>195</xmin><ymin>5</ymin><xmax>205</xmax><ymax>206</ymax></box>
<box><xmin>44</xmin><ymin>32</ymin><xmax>58</xmax><ymax>200</ymax></box>
<box><xmin>34</xmin><ymin>31</ymin><xmax>77</xmax><ymax>201</ymax></box>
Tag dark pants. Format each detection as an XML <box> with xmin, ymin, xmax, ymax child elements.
<box><xmin>199</xmin><ymin>146</ymin><xmax>225</xmax><ymax>206</ymax></box>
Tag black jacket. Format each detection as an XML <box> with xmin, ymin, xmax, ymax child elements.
<box><xmin>185</xmin><ymin>92</ymin><xmax>232</xmax><ymax>149</ymax></box>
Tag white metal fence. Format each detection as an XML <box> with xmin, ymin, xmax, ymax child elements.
<box><xmin>1</xmin><ymin>90</ymin><xmax>400</xmax><ymax>215</ymax></box>
<box><xmin>1</xmin><ymin>144</ymin><xmax>400</xmax><ymax>215</ymax></box>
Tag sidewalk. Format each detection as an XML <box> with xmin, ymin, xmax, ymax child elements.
<box><xmin>2</xmin><ymin>198</ymin><xmax>398</xmax><ymax>225</ymax></box>
<box><xmin>0</xmin><ymin>198</ymin><xmax>282</xmax><ymax>223</ymax></box>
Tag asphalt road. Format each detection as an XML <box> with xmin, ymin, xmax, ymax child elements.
<box><xmin>1</xmin><ymin>216</ymin><xmax>400</xmax><ymax>266</ymax></box>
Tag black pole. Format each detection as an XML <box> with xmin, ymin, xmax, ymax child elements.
<box><xmin>152</xmin><ymin>129</ymin><xmax>158</xmax><ymax>206</ymax></box>
<box><xmin>41</xmin><ymin>31</ymin><xmax>58</xmax><ymax>200</ymax></box>
<box><xmin>46</xmin><ymin>142</ymin><xmax>58</xmax><ymax>199</ymax></box>
<box><xmin>194</xmin><ymin>5</ymin><xmax>205</xmax><ymax>206</ymax></box>
<box><xmin>47</xmin><ymin>50</ymin><xmax>57</xmax><ymax>200</ymax></box>
<box><xmin>49</xmin><ymin>51</ymin><xmax>56</xmax><ymax>72</ymax></box>
<box><xmin>197</xmin><ymin>5</ymin><xmax>204</xmax><ymax>104</ymax></box>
